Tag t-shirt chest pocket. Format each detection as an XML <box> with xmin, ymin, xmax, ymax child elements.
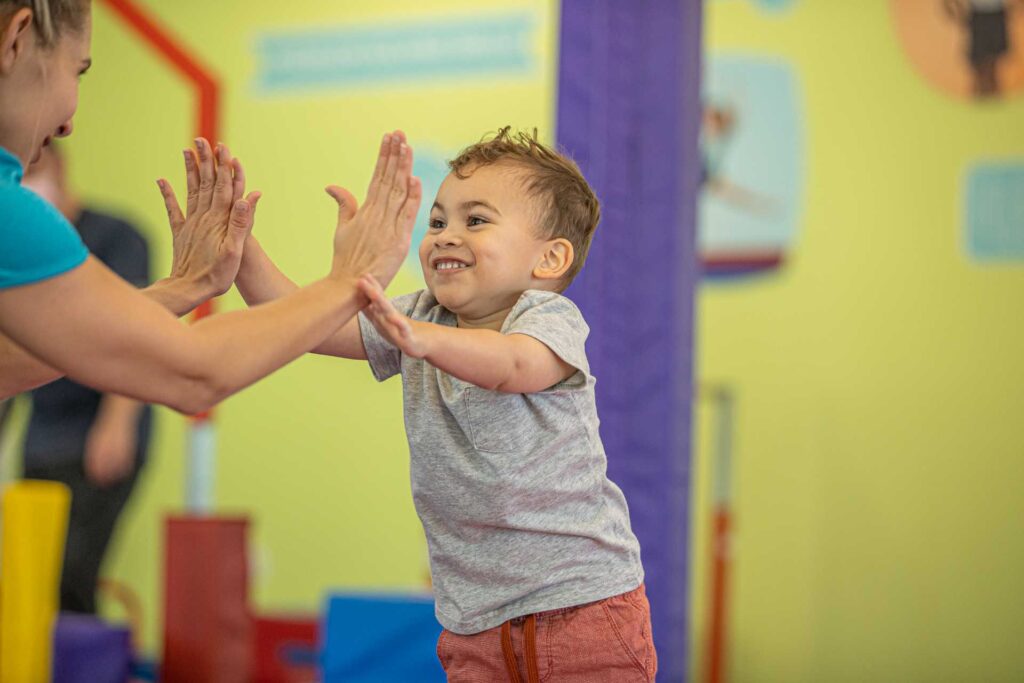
<box><xmin>462</xmin><ymin>386</ymin><xmax>539</xmax><ymax>454</ymax></box>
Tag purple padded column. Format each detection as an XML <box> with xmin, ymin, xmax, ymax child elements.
<box><xmin>557</xmin><ymin>1</ymin><xmax>702</xmax><ymax>681</ymax></box>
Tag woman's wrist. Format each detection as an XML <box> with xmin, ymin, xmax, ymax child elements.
<box><xmin>144</xmin><ymin>276</ymin><xmax>212</xmax><ymax>317</ymax></box>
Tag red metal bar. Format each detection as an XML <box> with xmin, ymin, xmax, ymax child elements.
<box><xmin>708</xmin><ymin>506</ymin><xmax>731</xmax><ymax>683</ymax></box>
<box><xmin>98</xmin><ymin>0</ymin><xmax>219</xmax><ymax>147</ymax></box>
<box><xmin>98</xmin><ymin>0</ymin><xmax>220</xmax><ymax>421</ymax></box>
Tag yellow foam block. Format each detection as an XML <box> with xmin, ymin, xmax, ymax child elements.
<box><xmin>0</xmin><ymin>480</ymin><xmax>71</xmax><ymax>683</ymax></box>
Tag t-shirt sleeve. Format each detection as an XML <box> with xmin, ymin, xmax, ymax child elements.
<box><xmin>503</xmin><ymin>291</ymin><xmax>591</xmax><ymax>382</ymax></box>
<box><xmin>358</xmin><ymin>290</ymin><xmax>425</xmax><ymax>382</ymax></box>
<box><xmin>0</xmin><ymin>187</ymin><xmax>88</xmax><ymax>289</ymax></box>
<box><xmin>97</xmin><ymin>220</ymin><xmax>150</xmax><ymax>288</ymax></box>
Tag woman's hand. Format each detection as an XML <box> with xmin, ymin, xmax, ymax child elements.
<box><xmin>157</xmin><ymin>138</ymin><xmax>261</xmax><ymax>301</ymax></box>
<box><xmin>327</xmin><ymin>131</ymin><xmax>422</xmax><ymax>286</ymax></box>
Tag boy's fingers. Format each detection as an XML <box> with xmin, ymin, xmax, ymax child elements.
<box><xmin>231</xmin><ymin>157</ymin><xmax>246</xmax><ymax>207</ymax></box>
<box><xmin>194</xmin><ymin>138</ymin><xmax>216</xmax><ymax>212</ymax></box>
<box><xmin>157</xmin><ymin>179</ymin><xmax>185</xmax><ymax>232</ymax></box>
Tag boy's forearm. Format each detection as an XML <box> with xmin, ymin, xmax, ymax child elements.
<box><xmin>418</xmin><ymin>324</ymin><xmax>520</xmax><ymax>391</ymax></box>
<box><xmin>235</xmin><ymin>237</ymin><xmax>300</xmax><ymax>307</ymax></box>
<box><xmin>414</xmin><ymin>322</ymin><xmax>575</xmax><ymax>393</ymax></box>
<box><xmin>237</xmin><ymin>238</ymin><xmax>367</xmax><ymax>359</ymax></box>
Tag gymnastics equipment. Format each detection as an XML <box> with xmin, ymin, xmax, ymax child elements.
<box><xmin>0</xmin><ymin>480</ymin><xmax>71</xmax><ymax>683</ymax></box>
<box><xmin>162</xmin><ymin>516</ymin><xmax>252</xmax><ymax>683</ymax></box>
<box><xmin>253</xmin><ymin>613</ymin><xmax>319</xmax><ymax>683</ymax></box>
<box><xmin>321</xmin><ymin>593</ymin><xmax>444</xmax><ymax>682</ymax></box>
<box><xmin>51</xmin><ymin>614</ymin><xmax>133</xmax><ymax>683</ymax></box>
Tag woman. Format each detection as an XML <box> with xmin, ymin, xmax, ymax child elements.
<box><xmin>0</xmin><ymin>0</ymin><xmax>421</xmax><ymax>410</ymax></box>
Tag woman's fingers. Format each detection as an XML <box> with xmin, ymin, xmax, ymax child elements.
<box><xmin>227</xmin><ymin>194</ymin><xmax>256</xmax><ymax>250</ymax></box>
<box><xmin>194</xmin><ymin>138</ymin><xmax>216</xmax><ymax>213</ymax></box>
<box><xmin>212</xmin><ymin>144</ymin><xmax>235</xmax><ymax>215</ymax></box>
<box><xmin>157</xmin><ymin>179</ymin><xmax>185</xmax><ymax>233</ymax></box>
<box><xmin>183</xmin><ymin>148</ymin><xmax>200</xmax><ymax>217</ymax></box>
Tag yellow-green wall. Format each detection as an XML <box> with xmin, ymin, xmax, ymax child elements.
<box><xmin>38</xmin><ymin>0</ymin><xmax>558</xmax><ymax>656</ymax></box>
<box><xmin>690</xmin><ymin>2</ymin><xmax>1024</xmax><ymax>682</ymax></box>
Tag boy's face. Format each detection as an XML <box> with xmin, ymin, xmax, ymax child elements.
<box><xmin>420</xmin><ymin>162</ymin><xmax>554</xmax><ymax>321</ymax></box>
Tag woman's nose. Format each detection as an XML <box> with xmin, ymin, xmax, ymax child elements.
<box><xmin>55</xmin><ymin>120</ymin><xmax>74</xmax><ymax>138</ymax></box>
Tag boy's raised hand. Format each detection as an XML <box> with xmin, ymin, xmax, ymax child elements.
<box><xmin>328</xmin><ymin>131</ymin><xmax>422</xmax><ymax>288</ymax></box>
<box><xmin>357</xmin><ymin>274</ymin><xmax>429</xmax><ymax>358</ymax></box>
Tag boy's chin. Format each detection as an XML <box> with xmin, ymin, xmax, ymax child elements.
<box><xmin>430</xmin><ymin>286</ymin><xmax>470</xmax><ymax>313</ymax></box>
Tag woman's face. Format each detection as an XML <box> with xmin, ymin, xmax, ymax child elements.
<box><xmin>0</xmin><ymin>10</ymin><xmax>91</xmax><ymax>166</ymax></box>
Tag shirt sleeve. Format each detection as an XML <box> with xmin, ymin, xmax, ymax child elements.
<box><xmin>0</xmin><ymin>186</ymin><xmax>88</xmax><ymax>290</ymax></box>
<box><xmin>502</xmin><ymin>291</ymin><xmax>591</xmax><ymax>382</ymax></box>
<box><xmin>358</xmin><ymin>290</ymin><xmax>425</xmax><ymax>382</ymax></box>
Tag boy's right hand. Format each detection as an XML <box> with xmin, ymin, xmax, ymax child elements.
<box><xmin>328</xmin><ymin>131</ymin><xmax>422</xmax><ymax>287</ymax></box>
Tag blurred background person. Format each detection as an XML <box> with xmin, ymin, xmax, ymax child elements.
<box><xmin>20</xmin><ymin>143</ymin><xmax>153</xmax><ymax>615</ymax></box>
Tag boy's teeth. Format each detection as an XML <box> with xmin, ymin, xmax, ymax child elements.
<box><xmin>436</xmin><ymin>262</ymin><xmax>468</xmax><ymax>271</ymax></box>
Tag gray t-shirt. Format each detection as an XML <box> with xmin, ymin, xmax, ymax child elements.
<box><xmin>359</xmin><ymin>289</ymin><xmax>644</xmax><ymax>634</ymax></box>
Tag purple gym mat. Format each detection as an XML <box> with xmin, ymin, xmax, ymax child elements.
<box><xmin>53</xmin><ymin>613</ymin><xmax>133</xmax><ymax>683</ymax></box>
<box><xmin>557</xmin><ymin>2</ymin><xmax>703</xmax><ymax>680</ymax></box>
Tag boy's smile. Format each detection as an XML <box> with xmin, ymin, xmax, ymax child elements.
<box><xmin>420</xmin><ymin>163</ymin><xmax>554</xmax><ymax>328</ymax></box>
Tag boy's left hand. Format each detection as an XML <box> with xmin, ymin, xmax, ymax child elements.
<box><xmin>357</xmin><ymin>275</ymin><xmax>429</xmax><ymax>358</ymax></box>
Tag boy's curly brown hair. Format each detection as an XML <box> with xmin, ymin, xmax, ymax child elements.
<box><xmin>448</xmin><ymin>127</ymin><xmax>600</xmax><ymax>287</ymax></box>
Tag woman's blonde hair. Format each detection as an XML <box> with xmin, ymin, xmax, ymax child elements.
<box><xmin>0</xmin><ymin>0</ymin><xmax>89</xmax><ymax>47</ymax></box>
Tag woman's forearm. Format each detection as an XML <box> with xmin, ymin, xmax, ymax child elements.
<box><xmin>0</xmin><ymin>258</ymin><xmax>362</xmax><ymax>412</ymax></box>
<box><xmin>178</xmin><ymin>276</ymin><xmax>361</xmax><ymax>411</ymax></box>
<box><xmin>0</xmin><ymin>275</ymin><xmax>219</xmax><ymax>398</ymax></box>
<box><xmin>0</xmin><ymin>333</ymin><xmax>56</xmax><ymax>398</ymax></box>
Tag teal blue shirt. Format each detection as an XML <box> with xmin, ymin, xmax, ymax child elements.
<box><xmin>0</xmin><ymin>146</ymin><xmax>88</xmax><ymax>290</ymax></box>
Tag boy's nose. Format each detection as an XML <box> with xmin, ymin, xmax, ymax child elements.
<box><xmin>437</xmin><ymin>232</ymin><xmax>462</xmax><ymax>247</ymax></box>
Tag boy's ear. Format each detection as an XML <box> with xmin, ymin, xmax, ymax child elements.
<box><xmin>533</xmin><ymin>238</ymin><xmax>574</xmax><ymax>282</ymax></box>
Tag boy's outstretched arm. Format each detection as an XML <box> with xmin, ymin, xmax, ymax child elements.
<box><xmin>358</xmin><ymin>276</ymin><xmax>575</xmax><ymax>394</ymax></box>
<box><xmin>234</xmin><ymin>233</ymin><xmax>367</xmax><ymax>360</ymax></box>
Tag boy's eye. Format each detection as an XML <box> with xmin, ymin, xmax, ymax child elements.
<box><xmin>429</xmin><ymin>218</ymin><xmax>445</xmax><ymax>230</ymax></box>
<box><xmin>467</xmin><ymin>215</ymin><xmax>488</xmax><ymax>227</ymax></box>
